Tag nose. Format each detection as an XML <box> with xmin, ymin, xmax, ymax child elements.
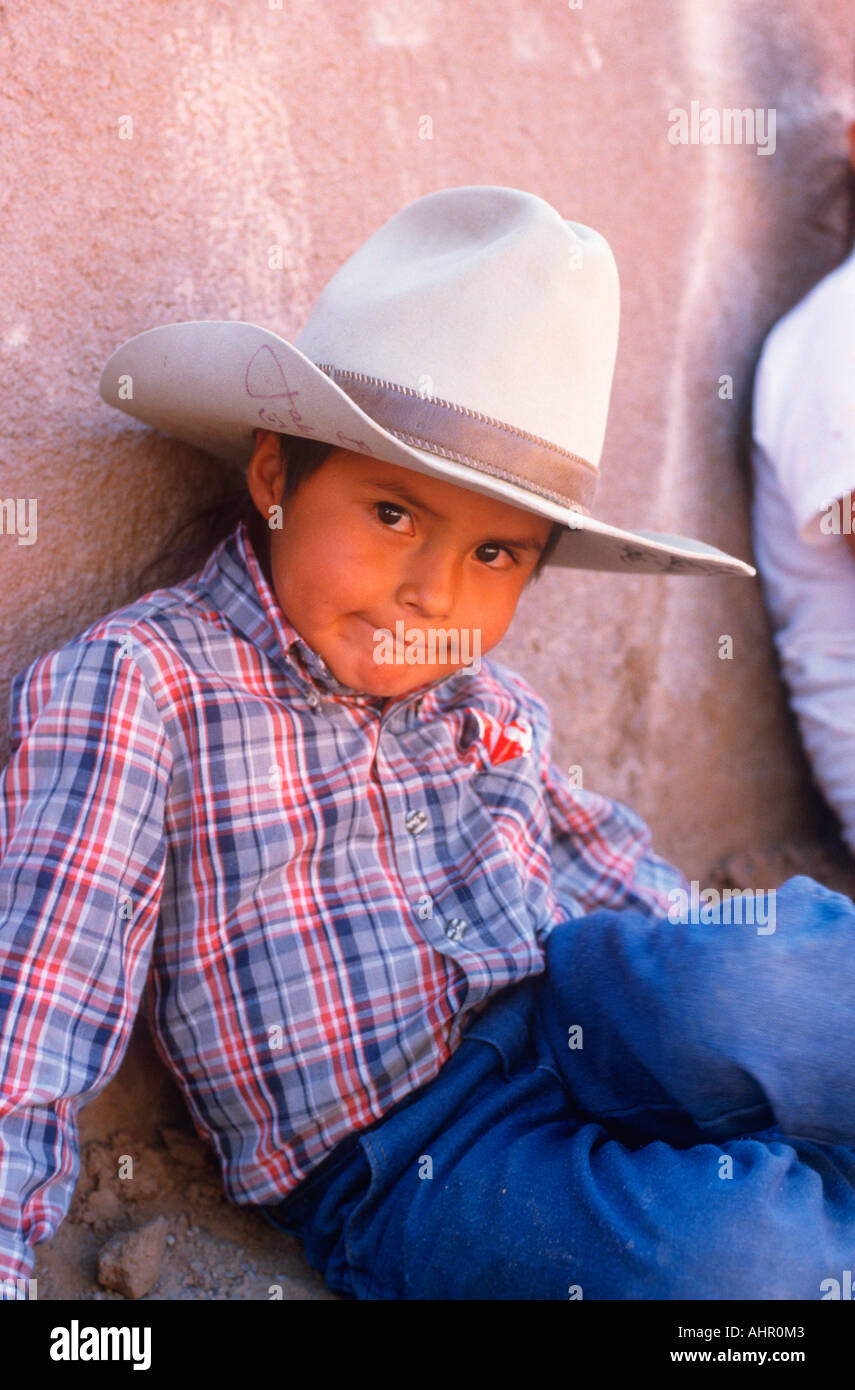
<box><xmin>395</xmin><ymin>539</ymin><xmax>460</xmax><ymax>620</ymax></box>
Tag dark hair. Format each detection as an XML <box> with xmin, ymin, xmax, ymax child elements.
<box><xmin>531</xmin><ymin>517</ymin><xmax>565</xmax><ymax>577</ymax></box>
<box><xmin>134</xmin><ymin>433</ymin><xmax>565</xmax><ymax>595</ymax></box>
<box><xmin>133</xmin><ymin>434</ymin><xmax>335</xmax><ymax>594</ymax></box>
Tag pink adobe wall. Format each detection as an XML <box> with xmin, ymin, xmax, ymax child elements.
<box><xmin>1</xmin><ymin>0</ymin><xmax>853</xmax><ymax>878</ymax></box>
<box><xmin>4</xmin><ymin>0</ymin><xmax>855</xmax><ymax>1303</ymax></box>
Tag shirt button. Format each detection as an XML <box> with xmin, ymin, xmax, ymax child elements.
<box><xmin>306</xmin><ymin>691</ymin><xmax>319</xmax><ymax>707</ymax></box>
<box><xmin>405</xmin><ymin>809</ymin><xmax>429</xmax><ymax>836</ymax></box>
<box><xmin>444</xmin><ymin>918</ymin><xmax>467</xmax><ymax>942</ymax></box>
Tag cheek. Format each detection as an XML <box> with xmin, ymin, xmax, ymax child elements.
<box><xmin>320</xmin><ymin>522</ymin><xmax>392</xmax><ymax>592</ymax></box>
<box><xmin>314</xmin><ymin>530</ymin><xmax>371</xmax><ymax>591</ymax></box>
<box><xmin>476</xmin><ymin>611</ymin><xmax>510</xmax><ymax>650</ymax></box>
<box><xmin>468</xmin><ymin>586</ymin><xmax>524</xmax><ymax>647</ymax></box>
<box><xmin>275</xmin><ymin>524</ymin><xmax>373</xmax><ymax>614</ymax></box>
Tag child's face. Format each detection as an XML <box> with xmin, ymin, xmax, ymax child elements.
<box><xmin>247</xmin><ymin>431</ymin><xmax>554</xmax><ymax>699</ymax></box>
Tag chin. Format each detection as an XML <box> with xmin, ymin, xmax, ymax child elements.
<box><xmin>326</xmin><ymin>656</ymin><xmax>404</xmax><ymax>698</ymax></box>
<box><xmin>341</xmin><ymin>661</ymin><xmax>432</xmax><ymax>700</ymax></box>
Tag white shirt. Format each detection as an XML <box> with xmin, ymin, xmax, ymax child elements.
<box><xmin>751</xmin><ymin>242</ymin><xmax>855</xmax><ymax>850</ymax></box>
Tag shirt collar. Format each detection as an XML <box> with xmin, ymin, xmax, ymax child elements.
<box><xmin>198</xmin><ymin>520</ymin><xmax>470</xmax><ymax>711</ymax></box>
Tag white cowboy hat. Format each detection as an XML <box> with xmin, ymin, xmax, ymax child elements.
<box><xmin>98</xmin><ymin>185</ymin><xmax>754</xmax><ymax>577</ymax></box>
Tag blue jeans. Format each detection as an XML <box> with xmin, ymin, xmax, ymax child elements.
<box><xmin>259</xmin><ymin>876</ymin><xmax>855</xmax><ymax>1299</ymax></box>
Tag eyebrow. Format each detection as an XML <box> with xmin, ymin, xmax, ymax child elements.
<box><xmin>359</xmin><ymin>477</ymin><xmax>548</xmax><ymax>554</ymax></box>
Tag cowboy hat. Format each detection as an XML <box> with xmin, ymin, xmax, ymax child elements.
<box><xmin>98</xmin><ymin>185</ymin><xmax>754</xmax><ymax>577</ymax></box>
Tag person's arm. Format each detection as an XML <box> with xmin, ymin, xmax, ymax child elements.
<box><xmin>756</xmin><ymin>306</ymin><xmax>855</xmax><ymax>560</ymax></box>
<box><xmin>0</xmin><ymin>637</ymin><xmax>172</xmax><ymax>1280</ymax></box>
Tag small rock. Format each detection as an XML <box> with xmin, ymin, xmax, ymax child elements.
<box><xmin>161</xmin><ymin>1126</ymin><xmax>209</xmax><ymax>1169</ymax></box>
<box><xmin>80</xmin><ymin>1187</ymin><xmax>122</xmax><ymax>1225</ymax></box>
<box><xmin>84</xmin><ymin>1142</ymin><xmax>111</xmax><ymax>1181</ymax></box>
<box><xmin>97</xmin><ymin>1217</ymin><xmax>169</xmax><ymax>1301</ymax></box>
<box><xmin>127</xmin><ymin>1152</ymin><xmax>168</xmax><ymax>1201</ymax></box>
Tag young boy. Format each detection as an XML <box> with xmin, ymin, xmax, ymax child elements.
<box><xmin>3</xmin><ymin>186</ymin><xmax>855</xmax><ymax>1301</ymax></box>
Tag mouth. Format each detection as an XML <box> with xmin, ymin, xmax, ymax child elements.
<box><xmin>360</xmin><ymin>617</ymin><xmax>413</xmax><ymax>641</ymax></box>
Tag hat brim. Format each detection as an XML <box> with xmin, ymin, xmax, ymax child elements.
<box><xmin>98</xmin><ymin>320</ymin><xmax>755</xmax><ymax>578</ymax></box>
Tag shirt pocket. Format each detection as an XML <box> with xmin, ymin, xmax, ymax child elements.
<box><xmin>456</xmin><ymin>706</ymin><xmax>534</xmax><ymax>772</ymax></box>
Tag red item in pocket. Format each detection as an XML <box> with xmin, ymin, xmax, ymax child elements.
<box><xmin>464</xmin><ymin>707</ymin><xmax>533</xmax><ymax>765</ymax></box>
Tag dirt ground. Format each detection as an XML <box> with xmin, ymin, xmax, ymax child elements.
<box><xmin>29</xmin><ymin>834</ymin><xmax>855</xmax><ymax>1302</ymax></box>
<box><xmin>31</xmin><ymin>1017</ymin><xmax>337</xmax><ymax>1303</ymax></box>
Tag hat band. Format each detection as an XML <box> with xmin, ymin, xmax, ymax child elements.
<box><xmin>316</xmin><ymin>364</ymin><xmax>598</xmax><ymax>513</ymax></box>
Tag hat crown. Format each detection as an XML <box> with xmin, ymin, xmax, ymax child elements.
<box><xmin>295</xmin><ymin>186</ymin><xmax>620</xmax><ymax>471</ymax></box>
<box><xmin>96</xmin><ymin>184</ymin><xmax>754</xmax><ymax>575</ymax></box>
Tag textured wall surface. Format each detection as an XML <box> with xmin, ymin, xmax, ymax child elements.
<box><xmin>1</xmin><ymin>0</ymin><xmax>854</xmax><ymax>1298</ymax></box>
<box><xmin>2</xmin><ymin>0</ymin><xmax>853</xmax><ymax>870</ymax></box>
<box><xmin>3</xmin><ymin>1</ymin><xmax>853</xmax><ymax>875</ymax></box>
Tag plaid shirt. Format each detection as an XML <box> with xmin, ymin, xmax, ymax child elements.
<box><xmin>0</xmin><ymin>519</ymin><xmax>687</xmax><ymax>1277</ymax></box>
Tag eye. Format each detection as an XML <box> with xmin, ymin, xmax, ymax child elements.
<box><xmin>372</xmin><ymin>502</ymin><xmax>519</xmax><ymax>570</ymax></box>
<box><xmin>374</xmin><ymin>501</ymin><xmax>412</xmax><ymax>532</ymax></box>
<box><xmin>475</xmin><ymin>543</ymin><xmax>517</xmax><ymax>570</ymax></box>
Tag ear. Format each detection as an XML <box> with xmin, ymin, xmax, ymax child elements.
<box><xmin>247</xmin><ymin>430</ymin><xmax>285</xmax><ymax>518</ymax></box>
<box><xmin>848</xmin><ymin>120</ymin><xmax>855</xmax><ymax>175</ymax></box>
<box><xmin>251</xmin><ymin>429</ymin><xmax>283</xmax><ymax>466</ymax></box>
